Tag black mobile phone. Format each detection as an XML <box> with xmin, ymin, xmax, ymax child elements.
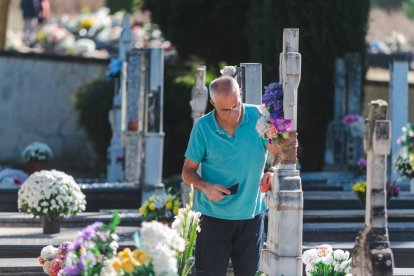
<box><xmin>226</xmin><ymin>183</ymin><xmax>239</xmax><ymax>195</ymax></box>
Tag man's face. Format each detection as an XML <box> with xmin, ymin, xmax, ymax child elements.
<box><xmin>211</xmin><ymin>92</ymin><xmax>242</xmax><ymax>126</ymax></box>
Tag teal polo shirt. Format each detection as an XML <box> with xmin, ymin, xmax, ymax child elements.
<box><xmin>184</xmin><ymin>104</ymin><xmax>268</xmax><ymax>220</ymax></box>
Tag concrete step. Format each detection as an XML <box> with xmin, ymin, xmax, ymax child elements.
<box><xmin>303</xmin><ymin>222</ymin><xmax>414</xmax><ymax>242</ymax></box>
<box><xmin>0</xmin><ymin>226</ymin><xmax>136</xmax><ymax>258</ymax></box>
<box><xmin>0</xmin><ymin>211</ymin><xmax>141</xmax><ymax>227</ymax></box>
<box><xmin>303</xmin><ymin>209</ymin><xmax>414</xmax><ymax>222</ymax></box>
<box><xmin>304</xmin><ymin>191</ymin><xmax>414</xmax><ymax>210</ymax></box>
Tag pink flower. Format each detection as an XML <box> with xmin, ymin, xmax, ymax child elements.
<box><xmin>342</xmin><ymin>114</ymin><xmax>359</xmax><ymax>126</ymax></box>
<box><xmin>266</xmin><ymin>124</ymin><xmax>278</xmax><ymax>140</ymax></box>
<box><xmin>48</xmin><ymin>258</ymin><xmax>63</xmax><ymax>276</ymax></box>
<box><xmin>316</xmin><ymin>244</ymin><xmax>333</xmax><ymax>257</ymax></box>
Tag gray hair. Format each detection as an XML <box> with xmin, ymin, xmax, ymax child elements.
<box><xmin>209</xmin><ymin>76</ymin><xmax>240</xmax><ymax>101</ymax></box>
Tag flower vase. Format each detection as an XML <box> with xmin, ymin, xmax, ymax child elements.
<box><xmin>25</xmin><ymin>161</ymin><xmax>48</xmax><ymax>175</ymax></box>
<box><xmin>42</xmin><ymin>217</ymin><xmax>61</xmax><ymax>234</ymax></box>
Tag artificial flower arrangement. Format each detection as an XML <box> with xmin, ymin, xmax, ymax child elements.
<box><xmin>395</xmin><ymin>148</ymin><xmax>414</xmax><ymax>179</ymax></box>
<box><xmin>39</xmin><ymin>241</ymin><xmax>72</xmax><ymax>276</ymax></box>
<box><xmin>342</xmin><ymin>114</ymin><xmax>365</xmax><ymax>137</ymax></box>
<box><xmin>62</xmin><ymin>212</ymin><xmax>121</xmax><ymax>275</ymax></box>
<box><xmin>113</xmin><ymin>185</ymin><xmax>201</xmax><ymax>276</ymax></box>
<box><xmin>352</xmin><ymin>180</ymin><xmax>400</xmax><ymax>203</ymax></box>
<box><xmin>22</xmin><ymin>142</ymin><xmax>54</xmax><ymax>162</ymax></box>
<box><xmin>18</xmin><ymin>170</ymin><xmax>86</xmax><ymax>221</ymax></box>
<box><xmin>396</xmin><ymin>123</ymin><xmax>414</xmax><ymax>177</ymax></box>
<box><xmin>48</xmin><ymin>186</ymin><xmax>201</xmax><ymax>276</ymax></box>
<box><xmin>256</xmin><ymin>82</ymin><xmax>293</xmax><ymax>144</ymax></box>
<box><xmin>302</xmin><ymin>244</ymin><xmax>352</xmax><ymax>276</ymax></box>
<box><xmin>138</xmin><ymin>189</ymin><xmax>181</xmax><ymax>222</ymax></box>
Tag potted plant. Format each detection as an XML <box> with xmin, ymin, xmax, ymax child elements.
<box><xmin>138</xmin><ymin>189</ymin><xmax>181</xmax><ymax>224</ymax></box>
<box><xmin>395</xmin><ymin>123</ymin><xmax>414</xmax><ymax>191</ymax></box>
<box><xmin>352</xmin><ymin>180</ymin><xmax>400</xmax><ymax>208</ymax></box>
<box><xmin>302</xmin><ymin>244</ymin><xmax>352</xmax><ymax>276</ymax></box>
<box><xmin>22</xmin><ymin>142</ymin><xmax>54</xmax><ymax>174</ymax></box>
<box><xmin>18</xmin><ymin>170</ymin><xmax>86</xmax><ymax>234</ymax></box>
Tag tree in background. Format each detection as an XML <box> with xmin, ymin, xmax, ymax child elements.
<box><xmin>143</xmin><ymin>0</ymin><xmax>370</xmax><ymax>171</ymax></box>
<box><xmin>0</xmin><ymin>0</ymin><xmax>11</xmax><ymax>48</ymax></box>
<box><xmin>106</xmin><ymin>0</ymin><xmax>140</xmax><ymax>14</ymax></box>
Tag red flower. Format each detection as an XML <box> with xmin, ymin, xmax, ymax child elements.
<box><xmin>38</xmin><ymin>257</ymin><xmax>45</xmax><ymax>265</ymax></box>
<box><xmin>48</xmin><ymin>258</ymin><xmax>63</xmax><ymax>276</ymax></box>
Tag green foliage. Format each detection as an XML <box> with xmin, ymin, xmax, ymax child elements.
<box><xmin>144</xmin><ymin>0</ymin><xmax>370</xmax><ymax>170</ymax></box>
<box><xmin>74</xmin><ymin>78</ymin><xmax>115</xmax><ymax>173</ymax></box>
<box><xmin>403</xmin><ymin>0</ymin><xmax>414</xmax><ymax>19</ymax></box>
<box><xmin>142</xmin><ymin>0</ymin><xmax>251</xmax><ymax>66</ymax></box>
<box><xmin>247</xmin><ymin>0</ymin><xmax>369</xmax><ymax>170</ymax></box>
<box><xmin>163</xmin><ymin>64</ymin><xmax>216</xmax><ymax>176</ymax></box>
<box><xmin>106</xmin><ymin>0</ymin><xmax>140</xmax><ymax>14</ymax></box>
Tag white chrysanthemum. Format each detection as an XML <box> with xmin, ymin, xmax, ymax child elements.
<box><xmin>302</xmin><ymin>248</ymin><xmax>319</xmax><ymax>266</ymax></box>
<box><xmin>149</xmin><ymin>243</ymin><xmax>178</xmax><ymax>276</ymax></box>
<box><xmin>333</xmin><ymin>249</ymin><xmax>349</xmax><ymax>262</ymax></box>
<box><xmin>220</xmin><ymin>66</ymin><xmax>236</xmax><ymax>77</ymax></box>
<box><xmin>18</xmin><ymin>170</ymin><xmax>86</xmax><ymax>219</ymax></box>
<box><xmin>321</xmin><ymin>255</ymin><xmax>333</xmax><ymax>265</ymax></box>
<box><xmin>141</xmin><ymin>221</ymin><xmax>185</xmax><ymax>252</ymax></box>
<box><xmin>22</xmin><ymin>142</ymin><xmax>53</xmax><ymax>162</ymax></box>
<box><xmin>256</xmin><ymin>116</ymin><xmax>270</xmax><ymax>138</ymax></box>
<box><xmin>40</xmin><ymin>245</ymin><xmax>58</xmax><ymax>261</ymax></box>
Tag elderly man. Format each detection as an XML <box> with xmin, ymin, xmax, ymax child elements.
<box><xmin>182</xmin><ymin>76</ymin><xmax>278</xmax><ymax>275</ymax></box>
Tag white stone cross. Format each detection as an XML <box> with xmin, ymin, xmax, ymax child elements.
<box><xmin>352</xmin><ymin>99</ymin><xmax>394</xmax><ymax>275</ymax></box>
<box><xmin>260</xmin><ymin>28</ymin><xmax>303</xmax><ymax>276</ymax></box>
<box><xmin>107</xmin><ymin>13</ymin><xmax>132</xmax><ymax>182</ymax></box>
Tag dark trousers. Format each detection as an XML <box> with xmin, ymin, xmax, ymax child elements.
<box><xmin>195</xmin><ymin>213</ymin><xmax>264</xmax><ymax>276</ymax></box>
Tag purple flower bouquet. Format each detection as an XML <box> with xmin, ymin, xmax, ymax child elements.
<box><xmin>256</xmin><ymin>82</ymin><xmax>293</xmax><ymax>144</ymax></box>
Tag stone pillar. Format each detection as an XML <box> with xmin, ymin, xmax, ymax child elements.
<box><xmin>182</xmin><ymin>66</ymin><xmax>208</xmax><ymax>204</ymax></box>
<box><xmin>324</xmin><ymin>58</ymin><xmax>346</xmax><ymax>170</ymax></box>
<box><xmin>190</xmin><ymin>66</ymin><xmax>208</xmax><ymax>122</ymax></box>
<box><xmin>124</xmin><ymin>49</ymin><xmax>146</xmax><ymax>183</ymax></box>
<box><xmin>389</xmin><ymin>60</ymin><xmax>409</xmax><ymax>183</ymax></box>
<box><xmin>240</xmin><ymin>63</ymin><xmax>262</xmax><ymax>105</ymax></box>
<box><xmin>352</xmin><ymin>100</ymin><xmax>394</xmax><ymax>276</ymax></box>
<box><xmin>345</xmin><ymin>53</ymin><xmax>363</xmax><ymax>168</ymax></box>
<box><xmin>142</xmin><ymin>48</ymin><xmax>165</xmax><ymax>201</ymax></box>
<box><xmin>107</xmin><ymin>13</ymin><xmax>131</xmax><ymax>182</ymax></box>
<box><xmin>260</xmin><ymin>28</ymin><xmax>303</xmax><ymax>276</ymax></box>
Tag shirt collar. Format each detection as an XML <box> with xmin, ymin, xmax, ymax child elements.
<box><xmin>212</xmin><ymin>104</ymin><xmax>249</xmax><ymax>134</ymax></box>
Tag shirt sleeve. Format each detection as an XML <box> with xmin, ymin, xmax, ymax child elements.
<box><xmin>184</xmin><ymin>121</ymin><xmax>206</xmax><ymax>163</ymax></box>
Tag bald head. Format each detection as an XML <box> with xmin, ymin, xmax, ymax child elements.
<box><xmin>209</xmin><ymin>76</ymin><xmax>240</xmax><ymax>102</ymax></box>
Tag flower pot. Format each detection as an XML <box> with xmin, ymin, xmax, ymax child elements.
<box><xmin>25</xmin><ymin>161</ymin><xmax>48</xmax><ymax>175</ymax></box>
<box><xmin>42</xmin><ymin>217</ymin><xmax>61</xmax><ymax>234</ymax></box>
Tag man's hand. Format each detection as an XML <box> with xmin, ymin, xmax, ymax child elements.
<box><xmin>259</xmin><ymin>172</ymin><xmax>273</xmax><ymax>192</ymax></box>
<box><xmin>203</xmin><ymin>184</ymin><xmax>231</xmax><ymax>202</ymax></box>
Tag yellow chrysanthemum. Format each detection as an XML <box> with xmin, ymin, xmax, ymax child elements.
<box><xmin>118</xmin><ymin>248</ymin><xmax>132</xmax><ymax>259</ymax></box>
<box><xmin>149</xmin><ymin>203</ymin><xmax>156</xmax><ymax>211</ymax></box>
<box><xmin>409</xmin><ymin>152</ymin><xmax>414</xmax><ymax>170</ymax></box>
<box><xmin>138</xmin><ymin>206</ymin><xmax>146</xmax><ymax>215</ymax></box>
<box><xmin>111</xmin><ymin>259</ymin><xmax>122</xmax><ymax>272</ymax></box>
<box><xmin>79</xmin><ymin>18</ymin><xmax>95</xmax><ymax>29</ymax></box>
<box><xmin>173</xmin><ymin>200</ymin><xmax>181</xmax><ymax>207</ymax></box>
<box><xmin>173</xmin><ymin>206</ymin><xmax>179</xmax><ymax>215</ymax></box>
<box><xmin>165</xmin><ymin>202</ymin><xmax>173</xmax><ymax>210</ymax></box>
<box><xmin>121</xmin><ymin>258</ymin><xmax>134</xmax><ymax>273</ymax></box>
<box><xmin>133</xmin><ymin>249</ymin><xmax>151</xmax><ymax>264</ymax></box>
